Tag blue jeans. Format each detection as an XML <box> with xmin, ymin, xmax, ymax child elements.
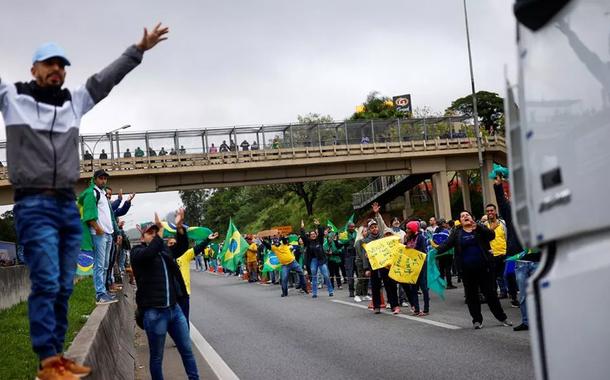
<box><xmin>13</xmin><ymin>195</ymin><xmax>82</xmax><ymax>361</ymax></box>
<box><xmin>281</xmin><ymin>261</ymin><xmax>306</xmax><ymax>295</ymax></box>
<box><xmin>515</xmin><ymin>260</ymin><xmax>539</xmax><ymax>326</ymax></box>
<box><xmin>143</xmin><ymin>304</ymin><xmax>199</xmax><ymax>380</ymax></box>
<box><xmin>310</xmin><ymin>258</ymin><xmax>333</xmax><ymax>296</ymax></box>
<box><xmin>92</xmin><ymin>233</ymin><xmax>112</xmax><ymax>299</ymax></box>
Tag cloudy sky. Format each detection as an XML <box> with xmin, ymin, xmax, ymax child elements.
<box><xmin>0</xmin><ymin>0</ymin><xmax>518</xmax><ymax>227</ymax></box>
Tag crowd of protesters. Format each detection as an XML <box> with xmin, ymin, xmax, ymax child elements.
<box><xmin>188</xmin><ymin>177</ymin><xmax>537</xmax><ymax>333</ymax></box>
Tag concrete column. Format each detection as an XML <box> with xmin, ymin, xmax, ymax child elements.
<box><xmin>481</xmin><ymin>158</ymin><xmax>497</xmax><ymax>209</ymax></box>
<box><xmin>431</xmin><ymin>171</ymin><xmax>452</xmax><ymax>220</ymax></box>
<box><xmin>402</xmin><ymin>190</ymin><xmax>414</xmax><ymax>220</ymax></box>
<box><xmin>458</xmin><ymin>171</ymin><xmax>472</xmax><ymax>211</ymax></box>
<box><xmin>430</xmin><ymin>180</ymin><xmax>439</xmax><ymax>218</ymax></box>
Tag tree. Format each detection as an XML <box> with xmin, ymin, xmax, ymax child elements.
<box><xmin>0</xmin><ymin>210</ymin><xmax>16</xmax><ymax>243</ymax></box>
<box><xmin>446</xmin><ymin>91</ymin><xmax>505</xmax><ymax>134</ymax></box>
<box><xmin>350</xmin><ymin>91</ymin><xmax>408</xmax><ymax>120</ymax></box>
<box><xmin>264</xmin><ymin>182</ymin><xmax>321</xmax><ymax>216</ymax></box>
<box><xmin>179</xmin><ymin>189</ymin><xmax>211</xmax><ymax>226</ymax></box>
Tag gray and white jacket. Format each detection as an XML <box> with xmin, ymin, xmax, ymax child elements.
<box><xmin>0</xmin><ymin>45</ymin><xmax>144</xmax><ymax>200</ymax></box>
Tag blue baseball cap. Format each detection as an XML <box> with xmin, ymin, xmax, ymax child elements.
<box><xmin>32</xmin><ymin>42</ymin><xmax>71</xmax><ymax>66</ymax></box>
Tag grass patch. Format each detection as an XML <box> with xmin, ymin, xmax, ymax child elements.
<box><xmin>0</xmin><ymin>276</ymin><xmax>96</xmax><ymax>380</ymax></box>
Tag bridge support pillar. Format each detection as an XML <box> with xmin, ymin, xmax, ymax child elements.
<box><xmin>402</xmin><ymin>191</ymin><xmax>414</xmax><ymax>220</ymax></box>
<box><xmin>481</xmin><ymin>158</ymin><xmax>497</xmax><ymax>209</ymax></box>
<box><xmin>458</xmin><ymin>171</ymin><xmax>472</xmax><ymax>212</ymax></box>
<box><xmin>432</xmin><ymin>170</ymin><xmax>452</xmax><ymax>220</ymax></box>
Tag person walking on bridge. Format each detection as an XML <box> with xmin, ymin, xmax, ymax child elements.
<box><xmin>0</xmin><ymin>23</ymin><xmax>169</xmax><ymax>379</ymax></box>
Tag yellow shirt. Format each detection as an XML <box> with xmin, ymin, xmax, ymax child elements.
<box><xmin>176</xmin><ymin>248</ymin><xmax>196</xmax><ymax>295</ymax></box>
<box><xmin>271</xmin><ymin>244</ymin><xmax>295</xmax><ymax>265</ymax></box>
<box><xmin>486</xmin><ymin>221</ymin><xmax>507</xmax><ymax>256</ymax></box>
<box><xmin>246</xmin><ymin>243</ymin><xmax>258</xmax><ymax>263</ymax></box>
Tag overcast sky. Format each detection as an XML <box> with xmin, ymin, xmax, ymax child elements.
<box><xmin>0</xmin><ymin>0</ymin><xmax>518</xmax><ymax>228</ymax></box>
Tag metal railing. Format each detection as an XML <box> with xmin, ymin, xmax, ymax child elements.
<box><xmin>352</xmin><ymin>175</ymin><xmax>408</xmax><ymax>209</ymax></box>
<box><xmin>0</xmin><ymin>116</ymin><xmax>471</xmax><ymax>163</ymax></box>
<box><xmin>0</xmin><ymin>133</ymin><xmax>506</xmax><ymax>182</ymax></box>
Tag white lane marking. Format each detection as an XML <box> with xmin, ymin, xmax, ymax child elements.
<box><xmin>190</xmin><ymin>322</ymin><xmax>240</xmax><ymax>380</ymax></box>
<box><xmin>331</xmin><ymin>300</ymin><xmax>461</xmax><ymax>330</ymax></box>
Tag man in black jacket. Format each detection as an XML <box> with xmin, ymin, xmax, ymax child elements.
<box><xmin>130</xmin><ymin>209</ymin><xmax>199</xmax><ymax>380</ymax></box>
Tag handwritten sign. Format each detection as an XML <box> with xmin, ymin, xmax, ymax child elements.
<box><xmin>389</xmin><ymin>247</ymin><xmax>427</xmax><ymax>284</ymax></box>
<box><xmin>364</xmin><ymin>236</ymin><xmax>402</xmax><ymax>270</ymax></box>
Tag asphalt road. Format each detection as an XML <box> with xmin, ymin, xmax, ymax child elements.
<box><xmin>189</xmin><ymin>270</ymin><xmax>534</xmax><ymax>380</ymax></box>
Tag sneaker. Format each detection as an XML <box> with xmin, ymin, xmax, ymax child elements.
<box><xmin>36</xmin><ymin>356</ymin><xmax>79</xmax><ymax>380</ymax></box>
<box><xmin>510</xmin><ymin>300</ymin><xmax>520</xmax><ymax>308</ymax></box>
<box><xmin>373</xmin><ymin>308</ymin><xmax>381</xmax><ymax>314</ymax></box>
<box><xmin>338</xmin><ymin>286</ymin><xmax>342</xmax><ymax>290</ymax></box>
<box><xmin>392</xmin><ymin>307</ymin><xmax>401</xmax><ymax>315</ymax></box>
<box><xmin>354</xmin><ymin>295</ymin><xmax>362</xmax><ymax>303</ymax></box>
<box><xmin>473</xmin><ymin>322</ymin><xmax>483</xmax><ymax>329</ymax></box>
<box><xmin>312</xmin><ymin>294</ymin><xmax>318</xmax><ymax>299</ymax></box>
<box><xmin>385</xmin><ymin>304</ymin><xmax>391</xmax><ymax>310</ymax></box>
<box><xmin>401</xmin><ymin>301</ymin><xmax>408</xmax><ymax>307</ymax></box>
<box><xmin>501</xmin><ymin>319</ymin><xmax>514</xmax><ymax>327</ymax></box>
<box><xmin>349</xmin><ymin>292</ymin><xmax>355</xmax><ymax>298</ymax></box>
<box><xmin>513</xmin><ymin>323</ymin><xmax>529</xmax><ymax>331</ymax></box>
<box><xmin>59</xmin><ymin>356</ymin><xmax>91</xmax><ymax>378</ymax></box>
<box><xmin>364</xmin><ymin>295</ymin><xmax>372</xmax><ymax>301</ymax></box>
<box><xmin>96</xmin><ymin>294</ymin><xmax>118</xmax><ymax>305</ymax></box>
<box><xmin>281</xmin><ymin>293</ymin><xmax>286</xmax><ymax>297</ymax></box>
<box><xmin>329</xmin><ymin>293</ymin><xmax>334</xmax><ymax>297</ymax></box>
<box><xmin>418</xmin><ymin>311</ymin><xmax>428</xmax><ymax>317</ymax></box>
<box><xmin>318</xmin><ymin>284</ymin><xmax>322</xmax><ymax>289</ymax></box>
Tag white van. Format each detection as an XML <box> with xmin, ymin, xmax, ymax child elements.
<box><xmin>509</xmin><ymin>1</ymin><xmax>610</xmax><ymax>379</ymax></box>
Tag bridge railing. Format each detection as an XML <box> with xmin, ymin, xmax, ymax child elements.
<box><xmin>0</xmin><ymin>134</ymin><xmax>505</xmax><ymax>180</ymax></box>
<box><xmin>352</xmin><ymin>175</ymin><xmax>408</xmax><ymax>209</ymax></box>
<box><xmin>0</xmin><ymin>118</ymin><xmax>506</xmax><ymax>179</ymax></box>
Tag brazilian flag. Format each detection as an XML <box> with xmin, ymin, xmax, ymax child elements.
<box><xmin>161</xmin><ymin>221</ymin><xmax>213</xmax><ymax>243</ymax></box>
<box><xmin>219</xmin><ymin>219</ymin><xmax>248</xmax><ymax>272</ymax></box>
<box><xmin>262</xmin><ymin>249</ymin><xmax>281</xmax><ymax>274</ymax></box>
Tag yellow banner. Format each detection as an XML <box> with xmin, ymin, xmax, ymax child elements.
<box><xmin>364</xmin><ymin>236</ymin><xmax>402</xmax><ymax>270</ymax></box>
<box><xmin>389</xmin><ymin>247</ymin><xmax>427</xmax><ymax>284</ymax></box>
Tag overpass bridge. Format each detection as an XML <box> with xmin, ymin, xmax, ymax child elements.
<box><xmin>0</xmin><ymin>117</ymin><xmax>506</xmax><ymax>218</ymax></box>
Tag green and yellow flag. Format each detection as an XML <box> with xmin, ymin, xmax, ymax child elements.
<box><xmin>219</xmin><ymin>219</ymin><xmax>248</xmax><ymax>272</ymax></box>
<box><xmin>262</xmin><ymin>249</ymin><xmax>281</xmax><ymax>274</ymax></box>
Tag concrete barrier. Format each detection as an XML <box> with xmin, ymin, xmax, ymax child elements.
<box><xmin>0</xmin><ymin>265</ymin><xmax>30</xmax><ymax>310</ymax></box>
<box><xmin>66</xmin><ymin>280</ymin><xmax>135</xmax><ymax>380</ymax></box>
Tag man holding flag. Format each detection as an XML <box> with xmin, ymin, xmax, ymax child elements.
<box><xmin>262</xmin><ymin>235</ymin><xmax>308</xmax><ymax>297</ymax></box>
<box><xmin>219</xmin><ymin>219</ymin><xmax>249</xmax><ymax>274</ymax></box>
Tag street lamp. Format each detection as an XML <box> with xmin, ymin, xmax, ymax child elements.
<box><xmin>84</xmin><ymin>124</ymin><xmax>131</xmax><ymax>172</ymax></box>
<box><xmin>462</xmin><ymin>0</ymin><xmax>487</xmax><ymax>204</ymax></box>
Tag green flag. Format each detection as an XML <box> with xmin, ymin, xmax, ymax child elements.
<box><xmin>426</xmin><ymin>247</ymin><xmax>447</xmax><ymax>300</ymax></box>
<box><xmin>343</xmin><ymin>213</ymin><xmax>355</xmax><ymax>230</ymax></box>
<box><xmin>327</xmin><ymin>220</ymin><xmax>339</xmax><ymax>233</ymax></box>
<box><xmin>219</xmin><ymin>219</ymin><xmax>249</xmax><ymax>272</ymax></box>
<box><xmin>262</xmin><ymin>249</ymin><xmax>281</xmax><ymax>274</ymax></box>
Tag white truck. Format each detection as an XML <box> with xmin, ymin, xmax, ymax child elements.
<box><xmin>509</xmin><ymin>1</ymin><xmax>610</xmax><ymax>379</ymax></box>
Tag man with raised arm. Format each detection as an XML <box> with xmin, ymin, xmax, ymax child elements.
<box><xmin>0</xmin><ymin>23</ymin><xmax>169</xmax><ymax>380</ymax></box>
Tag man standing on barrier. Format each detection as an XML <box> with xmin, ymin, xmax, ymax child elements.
<box><xmin>0</xmin><ymin>23</ymin><xmax>168</xmax><ymax>379</ymax></box>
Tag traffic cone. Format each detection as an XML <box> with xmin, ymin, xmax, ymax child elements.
<box><xmin>243</xmin><ymin>271</ymin><xmax>249</xmax><ymax>281</ymax></box>
<box><xmin>217</xmin><ymin>265</ymin><xmax>224</xmax><ymax>274</ymax></box>
<box><xmin>368</xmin><ymin>291</ymin><xmax>386</xmax><ymax>309</ymax></box>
